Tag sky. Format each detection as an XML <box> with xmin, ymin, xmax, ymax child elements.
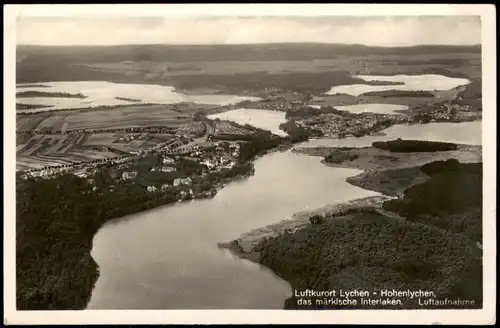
<box><xmin>16</xmin><ymin>16</ymin><xmax>481</xmax><ymax>47</ymax></box>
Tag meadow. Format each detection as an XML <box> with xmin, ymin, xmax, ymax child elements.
<box><xmin>16</xmin><ymin>131</ymin><xmax>177</xmax><ymax>171</ymax></box>
<box><xmin>17</xmin><ymin>105</ymin><xmax>193</xmax><ymax>132</ymax></box>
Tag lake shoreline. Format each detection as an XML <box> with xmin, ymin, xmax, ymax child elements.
<box><xmin>217</xmin><ymin>141</ymin><xmax>483</xmax><ymax>309</ymax></box>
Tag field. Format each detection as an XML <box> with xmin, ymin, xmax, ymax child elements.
<box><xmin>17</xmin><ymin>105</ymin><xmax>194</xmax><ymax>132</ymax></box>
<box><xmin>213</xmin><ymin>121</ymin><xmax>254</xmax><ymax>136</ymax></box>
<box><xmin>16</xmin><ymin>131</ymin><xmax>176</xmax><ymax>171</ymax></box>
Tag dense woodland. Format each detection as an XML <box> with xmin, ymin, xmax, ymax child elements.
<box><xmin>258</xmin><ymin>159</ymin><xmax>483</xmax><ymax>309</ymax></box>
<box><xmin>383</xmin><ymin>160</ymin><xmax>482</xmax><ymax>243</ymax></box>
<box><xmin>361</xmin><ymin>90</ymin><xmax>436</xmax><ymax>98</ymax></box>
<box><xmin>372</xmin><ymin>139</ymin><xmax>459</xmax><ymax>152</ymax></box>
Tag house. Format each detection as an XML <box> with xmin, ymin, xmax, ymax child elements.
<box><xmin>146</xmin><ymin>185</ymin><xmax>158</xmax><ymax>192</ymax></box>
<box><xmin>222</xmin><ymin>161</ymin><xmax>236</xmax><ymax>169</ymax></box>
<box><xmin>161</xmin><ymin>166</ymin><xmax>177</xmax><ymax>173</ymax></box>
<box><xmin>122</xmin><ymin>171</ymin><xmax>137</xmax><ymax>180</ymax></box>
<box><xmin>221</xmin><ymin>156</ymin><xmax>232</xmax><ymax>164</ymax></box>
<box><xmin>163</xmin><ymin>156</ymin><xmax>175</xmax><ymax>164</ymax></box>
<box><xmin>181</xmin><ymin>177</ymin><xmax>192</xmax><ymax>186</ymax></box>
<box><xmin>173</xmin><ymin>178</ymin><xmax>182</xmax><ymax>187</ymax></box>
<box><xmin>161</xmin><ymin>184</ymin><xmax>170</xmax><ymax>191</ymax></box>
<box><xmin>202</xmin><ymin>159</ymin><xmax>217</xmax><ymax>170</ymax></box>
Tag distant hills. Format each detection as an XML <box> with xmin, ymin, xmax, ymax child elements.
<box><xmin>17</xmin><ymin>43</ymin><xmax>481</xmax><ymax>63</ymax></box>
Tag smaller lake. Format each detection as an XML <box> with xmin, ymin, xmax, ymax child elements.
<box><xmin>302</xmin><ymin>121</ymin><xmax>482</xmax><ymax>148</ymax></box>
<box><xmin>208</xmin><ymin>109</ymin><xmax>288</xmax><ymax>137</ymax></box>
<box><xmin>16</xmin><ymin>81</ymin><xmax>261</xmax><ymax>111</ymax></box>
<box><xmin>326</xmin><ymin>74</ymin><xmax>470</xmax><ymax>97</ymax></box>
<box><xmin>334</xmin><ymin>103</ymin><xmax>408</xmax><ymax>115</ymax></box>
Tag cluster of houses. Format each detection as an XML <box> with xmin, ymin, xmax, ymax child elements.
<box><xmin>297</xmin><ymin>113</ymin><xmax>405</xmax><ymax>138</ymax></box>
<box><xmin>119</xmin><ymin>142</ymin><xmax>241</xmax><ymax>192</ymax></box>
<box><xmin>258</xmin><ymin>96</ymin><xmax>309</xmax><ymax>112</ymax></box>
<box><xmin>163</xmin><ymin>142</ymin><xmax>240</xmax><ymax>172</ymax></box>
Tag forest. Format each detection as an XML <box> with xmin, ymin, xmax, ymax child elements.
<box><xmin>260</xmin><ymin>211</ymin><xmax>482</xmax><ymax>309</ymax></box>
<box><xmin>258</xmin><ymin>159</ymin><xmax>483</xmax><ymax>309</ymax></box>
<box><xmin>372</xmin><ymin>139</ymin><xmax>459</xmax><ymax>152</ymax></box>
<box><xmin>382</xmin><ymin>160</ymin><xmax>482</xmax><ymax>243</ymax></box>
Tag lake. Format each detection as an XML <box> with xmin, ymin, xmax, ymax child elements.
<box><xmin>207</xmin><ymin>109</ymin><xmax>288</xmax><ymax>136</ymax></box>
<box><xmin>16</xmin><ymin>81</ymin><xmax>261</xmax><ymax>111</ymax></box>
<box><xmin>302</xmin><ymin>121</ymin><xmax>482</xmax><ymax>148</ymax></box>
<box><xmin>334</xmin><ymin>103</ymin><xmax>408</xmax><ymax>115</ymax></box>
<box><xmin>87</xmin><ymin>120</ymin><xmax>481</xmax><ymax>309</ymax></box>
<box><xmin>326</xmin><ymin>74</ymin><xmax>470</xmax><ymax>96</ymax></box>
<box><xmin>87</xmin><ymin>148</ymin><xmax>378</xmax><ymax>309</ymax></box>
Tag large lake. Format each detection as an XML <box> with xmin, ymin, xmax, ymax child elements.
<box><xmin>16</xmin><ymin>81</ymin><xmax>261</xmax><ymax>111</ymax></box>
<box><xmin>326</xmin><ymin>74</ymin><xmax>470</xmax><ymax>96</ymax></box>
<box><xmin>87</xmin><ymin>119</ymin><xmax>482</xmax><ymax>309</ymax></box>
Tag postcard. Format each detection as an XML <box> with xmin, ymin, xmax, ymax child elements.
<box><xmin>3</xmin><ymin>4</ymin><xmax>496</xmax><ymax>325</ymax></box>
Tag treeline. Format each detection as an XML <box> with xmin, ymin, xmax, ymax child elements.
<box><xmin>17</xmin><ymin>91</ymin><xmax>87</xmax><ymax>99</ymax></box>
<box><xmin>279</xmin><ymin>121</ymin><xmax>321</xmax><ymax>141</ymax></box>
<box><xmin>361</xmin><ymin>90</ymin><xmax>435</xmax><ymax>98</ymax></box>
<box><xmin>16</xmin><ymin>103</ymin><xmax>53</xmax><ymax>110</ymax></box>
<box><xmin>373</xmin><ymin>139</ymin><xmax>459</xmax><ymax>152</ymax></box>
<box><xmin>285</xmin><ymin>106</ymin><xmax>345</xmax><ymax>120</ymax></box>
<box><xmin>324</xmin><ymin>152</ymin><xmax>359</xmax><ymax>164</ymax></box>
<box><xmin>237</xmin><ymin>130</ymin><xmax>283</xmax><ymax>162</ymax></box>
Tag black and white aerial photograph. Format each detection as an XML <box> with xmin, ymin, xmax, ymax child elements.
<box><xmin>4</xmin><ymin>4</ymin><xmax>496</xmax><ymax>326</ymax></box>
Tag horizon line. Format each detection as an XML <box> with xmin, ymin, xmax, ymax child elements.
<box><xmin>16</xmin><ymin>42</ymin><xmax>482</xmax><ymax>48</ymax></box>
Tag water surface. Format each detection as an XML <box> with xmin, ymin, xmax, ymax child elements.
<box><xmin>334</xmin><ymin>103</ymin><xmax>408</xmax><ymax>115</ymax></box>
<box><xmin>302</xmin><ymin>121</ymin><xmax>482</xmax><ymax>148</ymax></box>
<box><xmin>326</xmin><ymin>74</ymin><xmax>470</xmax><ymax>96</ymax></box>
<box><xmin>208</xmin><ymin>108</ymin><xmax>288</xmax><ymax>136</ymax></box>
<box><xmin>87</xmin><ymin>148</ymin><xmax>378</xmax><ymax>309</ymax></box>
<box><xmin>16</xmin><ymin>81</ymin><xmax>260</xmax><ymax>111</ymax></box>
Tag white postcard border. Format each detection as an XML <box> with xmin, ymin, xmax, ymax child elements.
<box><xmin>3</xmin><ymin>4</ymin><xmax>496</xmax><ymax>325</ymax></box>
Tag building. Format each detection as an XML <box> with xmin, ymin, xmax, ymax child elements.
<box><xmin>146</xmin><ymin>185</ymin><xmax>158</xmax><ymax>192</ymax></box>
<box><xmin>202</xmin><ymin>159</ymin><xmax>217</xmax><ymax>170</ymax></box>
<box><xmin>181</xmin><ymin>177</ymin><xmax>192</xmax><ymax>186</ymax></box>
<box><xmin>163</xmin><ymin>156</ymin><xmax>175</xmax><ymax>164</ymax></box>
<box><xmin>161</xmin><ymin>166</ymin><xmax>177</xmax><ymax>173</ymax></box>
<box><xmin>222</xmin><ymin>161</ymin><xmax>236</xmax><ymax>169</ymax></box>
<box><xmin>122</xmin><ymin>171</ymin><xmax>137</xmax><ymax>180</ymax></box>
